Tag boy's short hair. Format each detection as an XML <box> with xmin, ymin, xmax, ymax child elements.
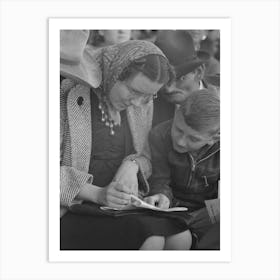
<box><xmin>180</xmin><ymin>89</ymin><xmax>220</xmax><ymax>134</ymax></box>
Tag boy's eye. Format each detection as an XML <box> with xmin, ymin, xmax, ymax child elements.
<box><xmin>176</xmin><ymin>128</ymin><xmax>184</xmax><ymax>135</ymax></box>
<box><xmin>188</xmin><ymin>135</ymin><xmax>200</xmax><ymax>142</ymax></box>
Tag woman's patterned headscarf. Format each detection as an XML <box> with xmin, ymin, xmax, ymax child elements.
<box><xmin>90</xmin><ymin>40</ymin><xmax>168</xmax><ymax>94</ymax></box>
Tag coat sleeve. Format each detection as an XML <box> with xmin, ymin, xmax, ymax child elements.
<box><xmin>123</xmin><ymin>100</ymin><xmax>153</xmax><ymax>195</ymax></box>
<box><xmin>135</xmin><ymin>100</ymin><xmax>153</xmax><ymax>179</ymax></box>
<box><xmin>136</xmin><ymin>100</ymin><xmax>153</xmax><ymax>177</ymax></box>
<box><xmin>60</xmin><ymin>79</ymin><xmax>93</xmax><ymax>207</ymax></box>
<box><xmin>60</xmin><ymin>166</ymin><xmax>93</xmax><ymax>207</ymax></box>
<box><xmin>148</xmin><ymin>126</ymin><xmax>173</xmax><ymax>203</ymax></box>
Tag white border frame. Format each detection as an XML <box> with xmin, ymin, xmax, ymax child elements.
<box><xmin>49</xmin><ymin>18</ymin><xmax>231</xmax><ymax>262</ymax></box>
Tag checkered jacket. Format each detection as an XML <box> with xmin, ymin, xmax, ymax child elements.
<box><xmin>60</xmin><ymin>79</ymin><xmax>152</xmax><ymax>216</ymax></box>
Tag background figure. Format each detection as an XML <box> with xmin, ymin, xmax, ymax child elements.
<box><xmin>187</xmin><ymin>30</ymin><xmax>208</xmax><ymax>51</ymax></box>
<box><xmin>206</xmin><ymin>30</ymin><xmax>220</xmax><ymax>61</ymax></box>
<box><xmin>199</xmin><ymin>31</ymin><xmax>220</xmax><ymax>78</ymax></box>
<box><xmin>131</xmin><ymin>30</ymin><xmax>159</xmax><ymax>42</ymax></box>
<box><xmin>152</xmin><ymin>30</ymin><xmax>218</xmax><ymax>127</ymax></box>
<box><xmin>87</xmin><ymin>30</ymin><xmax>132</xmax><ymax>49</ymax></box>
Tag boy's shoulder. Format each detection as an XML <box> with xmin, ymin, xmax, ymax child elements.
<box><xmin>149</xmin><ymin>120</ymin><xmax>173</xmax><ymax>151</ymax></box>
<box><xmin>150</xmin><ymin>119</ymin><xmax>173</xmax><ymax>140</ymax></box>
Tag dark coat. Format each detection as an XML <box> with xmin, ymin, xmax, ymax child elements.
<box><xmin>149</xmin><ymin>120</ymin><xmax>220</xmax><ymax>211</ymax></box>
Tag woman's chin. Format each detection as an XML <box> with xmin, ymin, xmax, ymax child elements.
<box><xmin>114</xmin><ymin>105</ymin><xmax>125</xmax><ymax>112</ymax></box>
<box><xmin>113</xmin><ymin>102</ymin><xmax>128</xmax><ymax>111</ymax></box>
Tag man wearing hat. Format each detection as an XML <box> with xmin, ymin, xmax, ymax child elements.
<box><xmin>152</xmin><ymin>30</ymin><xmax>218</xmax><ymax>127</ymax></box>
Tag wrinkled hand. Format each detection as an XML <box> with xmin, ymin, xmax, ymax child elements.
<box><xmin>113</xmin><ymin>160</ymin><xmax>139</xmax><ymax>196</ymax></box>
<box><xmin>144</xmin><ymin>194</ymin><xmax>170</xmax><ymax>209</ymax></box>
<box><xmin>98</xmin><ymin>182</ymin><xmax>132</xmax><ymax>209</ymax></box>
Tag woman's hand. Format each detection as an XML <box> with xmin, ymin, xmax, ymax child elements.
<box><xmin>113</xmin><ymin>160</ymin><xmax>139</xmax><ymax>196</ymax></box>
<box><xmin>98</xmin><ymin>182</ymin><xmax>132</xmax><ymax>209</ymax></box>
<box><xmin>144</xmin><ymin>194</ymin><xmax>170</xmax><ymax>209</ymax></box>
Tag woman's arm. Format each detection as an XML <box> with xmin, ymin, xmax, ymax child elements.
<box><xmin>60</xmin><ymin>166</ymin><xmax>93</xmax><ymax>207</ymax></box>
<box><xmin>112</xmin><ymin>159</ymin><xmax>139</xmax><ymax>196</ymax></box>
<box><xmin>77</xmin><ymin>182</ymin><xmax>132</xmax><ymax>208</ymax></box>
<box><xmin>61</xmin><ymin>165</ymin><xmax>132</xmax><ymax>209</ymax></box>
<box><xmin>60</xmin><ymin>79</ymin><xmax>131</xmax><ymax>209</ymax></box>
<box><xmin>115</xmin><ymin>101</ymin><xmax>153</xmax><ymax>195</ymax></box>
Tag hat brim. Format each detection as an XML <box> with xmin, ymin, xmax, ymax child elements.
<box><xmin>60</xmin><ymin>48</ymin><xmax>101</xmax><ymax>88</ymax></box>
<box><xmin>174</xmin><ymin>58</ymin><xmax>204</xmax><ymax>78</ymax></box>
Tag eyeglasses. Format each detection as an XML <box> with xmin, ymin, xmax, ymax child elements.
<box><xmin>126</xmin><ymin>84</ymin><xmax>158</xmax><ymax>104</ymax></box>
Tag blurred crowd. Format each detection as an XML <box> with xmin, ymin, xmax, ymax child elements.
<box><xmin>87</xmin><ymin>29</ymin><xmax>220</xmax><ymax>80</ymax></box>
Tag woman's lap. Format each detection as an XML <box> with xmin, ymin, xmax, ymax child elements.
<box><xmin>60</xmin><ymin>211</ymin><xmax>188</xmax><ymax>250</ymax></box>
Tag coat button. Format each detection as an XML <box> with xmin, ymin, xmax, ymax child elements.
<box><xmin>77</xmin><ymin>96</ymin><xmax>84</xmax><ymax>106</ymax></box>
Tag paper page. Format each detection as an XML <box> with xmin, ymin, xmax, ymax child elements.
<box><xmin>101</xmin><ymin>195</ymin><xmax>188</xmax><ymax>212</ymax></box>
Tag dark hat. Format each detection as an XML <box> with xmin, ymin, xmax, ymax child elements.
<box><xmin>155</xmin><ymin>30</ymin><xmax>209</xmax><ymax>78</ymax></box>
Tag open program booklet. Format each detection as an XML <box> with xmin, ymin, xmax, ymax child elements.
<box><xmin>100</xmin><ymin>195</ymin><xmax>188</xmax><ymax>212</ymax></box>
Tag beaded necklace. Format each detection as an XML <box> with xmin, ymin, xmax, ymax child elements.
<box><xmin>97</xmin><ymin>96</ymin><xmax>119</xmax><ymax>136</ymax></box>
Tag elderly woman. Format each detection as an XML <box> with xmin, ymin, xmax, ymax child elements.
<box><xmin>60</xmin><ymin>30</ymin><xmax>191</xmax><ymax>250</ymax></box>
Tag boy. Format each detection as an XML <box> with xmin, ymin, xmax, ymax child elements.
<box><xmin>145</xmin><ymin>89</ymin><xmax>220</xmax><ymax>249</ymax></box>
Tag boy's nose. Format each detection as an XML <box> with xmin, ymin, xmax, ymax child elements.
<box><xmin>177</xmin><ymin>137</ymin><xmax>187</xmax><ymax>147</ymax></box>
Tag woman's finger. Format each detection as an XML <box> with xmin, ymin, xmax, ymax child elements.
<box><xmin>158</xmin><ymin>196</ymin><xmax>169</xmax><ymax>209</ymax></box>
<box><xmin>107</xmin><ymin>201</ymin><xmax>128</xmax><ymax>210</ymax></box>
<box><xmin>114</xmin><ymin>182</ymin><xmax>134</xmax><ymax>194</ymax></box>
<box><xmin>107</xmin><ymin>194</ymin><xmax>130</xmax><ymax>206</ymax></box>
<box><xmin>110</xmin><ymin>188</ymin><xmax>132</xmax><ymax>201</ymax></box>
<box><xmin>144</xmin><ymin>196</ymin><xmax>157</xmax><ymax>206</ymax></box>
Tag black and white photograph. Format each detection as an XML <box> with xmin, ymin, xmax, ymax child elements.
<box><xmin>52</xmin><ymin>19</ymin><xmax>229</xmax><ymax>259</ymax></box>
<box><xmin>1</xmin><ymin>0</ymin><xmax>280</xmax><ymax>279</ymax></box>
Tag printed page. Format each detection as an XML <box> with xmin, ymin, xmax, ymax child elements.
<box><xmin>101</xmin><ymin>195</ymin><xmax>188</xmax><ymax>212</ymax></box>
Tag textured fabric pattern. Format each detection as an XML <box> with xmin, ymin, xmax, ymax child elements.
<box><xmin>60</xmin><ymin>79</ymin><xmax>94</xmax><ymax>210</ymax></box>
<box><xmin>60</xmin><ymin>166</ymin><xmax>93</xmax><ymax>207</ymax></box>
<box><xmin>60</xmin><ymin>41</ymin><xmax>169</xmax><ymax>216</ymax></box>
<box><xmin>91</xmin><ymin>40</ymin><xmax>166</xmax><ymax>93</ymax></box>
